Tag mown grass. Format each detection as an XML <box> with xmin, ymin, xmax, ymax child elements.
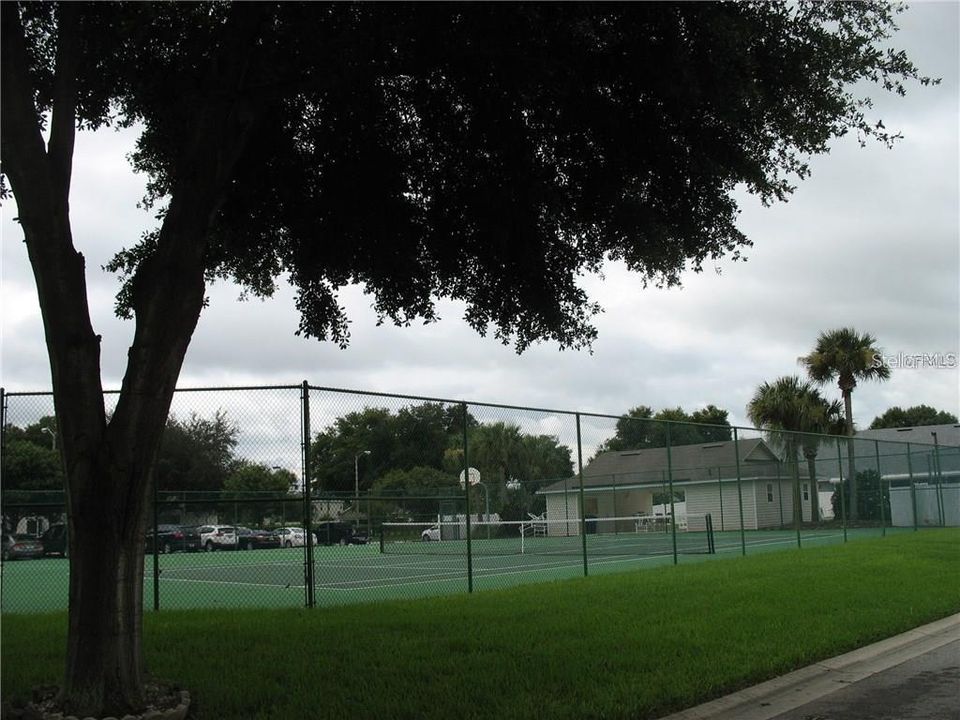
<box><xmin>3</xmin><ymin>530</ymin><xmax>958</xmax><ymax>720</ymax></box>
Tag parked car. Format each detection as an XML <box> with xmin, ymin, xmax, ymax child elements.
<box><xmin>315</xmin><ymin>522</ymin><xmax>367</xmax><ymax>546</ymax></box>
<box><xmin>190</xmin><ymin>525</ymin><xmax>238</xmax><ymax>551</ymax></box>
<box><xmin>236</xmin><ymin>527</ymin><xmax>281</xmax><ymax>550</ymax></box>
<box><xmin>41</xmin><ymin>523</ymin><xmax>68</xmax><ymax>556</ymax></box>
<box><xmin>275</xmin><ymin>527</ymin><xmax>307</xmax><ymax>548</ymax></box>
<box><xmin>2</xmin><ymin>533</ymin><xmax>45</xmax><ymax>561</ymax></box>
<box><xmin>421</xmin><ymin>524</ymin><xmax>441</xmax><ymax>542</ymax></box>
<box><xmin>145</xmin><ymin>524</ymin><xmax>198</xmax><ymax>553</ymax></box>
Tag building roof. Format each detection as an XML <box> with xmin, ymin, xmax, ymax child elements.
<box><xmin>855</xmin><ymin>424</ymin><xmax>960</xmax><ymax>448</ymax></box>
<box><xmin>540</xmin><ymin>438</ymin><xmax>792</xmax><ymax>493</ymax></box>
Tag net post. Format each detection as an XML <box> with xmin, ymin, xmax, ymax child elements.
<box><xmin>576</xmin><ymin>413</ymin><xmax>588</xmax><ymax>577</ymax></box>
<box><xmin>666</xmin><ymin>424</ymin><xmax>678</xmax><ymax>566</ymax></box>
<box><xmin>462</xmin><ymin>403</ymin><xmax>473</xmax><ymax>593</ymax></box>
<box><xmin>379</xmin><ymin>525</ymin><xmax>385</xmax><ymax>554</ymax></box>
<box><xmin>836</xmin><ymin>438</ymin><xmax>848</xmax><ymax>542</ymax></box>
<box><xmin>706</xmin><ymin>513</ymin><xmax>715</xmax><ymax>554</ymax></box>
<box><xmin>302</xmin><ymin>380</ymin><xmax>315</xmax><ymax>609</ymax></box>
<box><xmin>733</xmin><ymin>428</ymin><xmax>745</xmax><ymax>556</ymax></box>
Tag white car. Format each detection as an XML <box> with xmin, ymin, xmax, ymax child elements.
<box><xmin>197</xmin><ymin>525</ymin><xmax>237</xmax><ymax>552</ymax></box>
<box><xmin>421</xmin><ymin>525</ymin><xmax>441</xmax><ymax>542</ymax></box>
<box><xmin>275</xmin><ymin>527</ymin><xmax>307</xmax><ymax>548</ymax></box>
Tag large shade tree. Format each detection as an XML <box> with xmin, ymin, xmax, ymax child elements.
<box><xmin>800</xmin><ymin>328</ymin><xmax>892</xmax><ymax>521</ymax></box>
<box><xmin>0</xmin><ymin>2</ymin><xmax>931</xmax><ymax>715</ymax></box>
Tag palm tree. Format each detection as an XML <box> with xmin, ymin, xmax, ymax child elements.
<box><xmin>799</xmin><ymin>397</ymin><xmax>845</xmax><ymax>523</ymax></box>
<box><xmin>747</xmin><ymin>377</ymin><xmax>843</xmax><ymax>525</ymax></box>
<box><xmin>800</xmin><ymin>328</ymin><xmax>891</xmax><ymax>521</ymax></box>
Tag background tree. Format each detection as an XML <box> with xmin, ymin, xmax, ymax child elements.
<box><xmin>596</xmin><ymin>405</ymin><xmax>732</xmax><ymax>454</ymax></box>
<box><xmin>0</xmin><ymin>2</ymin><xmax>931</xmax><ymax>715</ymax></box>
<box><xmin>869</xmin><ymin>405</ymin><xmax>958</xmax><ymax>429</ymax></box>
<box><xmin>223</xmin><ymin>462</ymin><xmax>297</xmax><ymax>527</ymax></box>
<box><xmin>155</xmin><ymin>412</ymin><xmax>239</xmax><ymax>492</ymax></box>
<box><xmin>2</xmin><ymin>418</ymin><xmax>64</xmax><ymax>493</ymax></box>
<box><xmin>800</xmin><ymin>328</ymin><xmax>892</xmax><ymax>521</ymax></box>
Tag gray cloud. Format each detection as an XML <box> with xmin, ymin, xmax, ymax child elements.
<box><xmin>2</xmin><ymin>3</ymin><xmax>957</xmax><ymax>438</ymax></box>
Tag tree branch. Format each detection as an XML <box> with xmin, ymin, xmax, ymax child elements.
<box><xmin>47</xmin><ymin>1</ymin><xmax>80</xmax><ymax>199</ymax></box>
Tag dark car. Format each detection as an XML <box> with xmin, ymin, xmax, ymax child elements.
<box><xmin>2</xmin><ymin>533</ymin><xmax>45</xmax><ymax>561</ymax></box>
<box><xmin>41</xmin><ymin>523</ymin><xmax>68</xmax><ymax>557</ymax></box>
<box><xmin>314</xmin><ymin>522</ymin><xmax>367</xmax><ymax>546</ymax></box>
<box><xmin>236</xmin><ymin>527</ymin><xmax>281</xmax><ymax>550</ymax></box>
<box><xmin>145</xmin><ymin>524</ymin><xmax>197</xmax><ymax>553</ymax></box>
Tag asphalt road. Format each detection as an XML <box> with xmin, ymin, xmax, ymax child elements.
<box><xmin>771</xmin><ymin>639</ymin><xmax>959</xmax><ymax>720</ymax></box>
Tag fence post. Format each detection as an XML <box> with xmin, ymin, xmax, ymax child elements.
<box><xmin>302</xmin><ymin>381</ymin><xmax>315</xmax><ymax>609</ymax></box>
<box><xmin>836</xmin><ymin>438</ymin><xmax>848</xmax><ymax>542</ymax></box>
<box><xmin>733</xmin><ymin>428</ymin><xmax>745</xmax><ymax>556</ymax></box>
<box><xmin>153</xmin><ymin>475</ymin><xmax>160</xmax><ymax>611</ymax></box>
<box><xmin>932</xmin><ymin>433</ymin><xmax>945</xmax><ymax>527</ymax></box>
<box><xmin>576</xmin><ymin>413</ymin><xmax>588</xmax><ymax>577</ymax></box>
<box><xmin>776</xmin><ymin>463</ymin><xmax>784</xmax><ymax>529</ymax></box>
<box><xmin>462</xmin><ymin>403</ymin><xmax>473</xmax><ymax>593</ymax></box>
<box><xmin>717</xmin><ymin>467</ymin><xmax>724</xmax><ymax>532</ymax></box>
<box><xmin>906</xmin><ymin>443</ymin><xmax>917</xmax><ymax>531</ymax></box>
<box><xmin>666</xmin><ymin>424</ymin><xmax>678</xmax><ymax>565</ymax></box>
<box><xmin>874</xmin><ymin>440</ymin><xmax>886</xmax><ymax>537</ymax></box>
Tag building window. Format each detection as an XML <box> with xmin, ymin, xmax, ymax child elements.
<box><xmin>802</xmin><ymin>483</ymin><xmax>809</xmax><ymax>501</ymax></box>
<box><xmin>766</xmin><ymin>484</ymin><xmax>774</xmax><ymax>502</ymax></box>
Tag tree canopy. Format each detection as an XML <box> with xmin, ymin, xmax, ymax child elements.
<box><xmin>869</xmin><ymin>405</ymin><xmax>958</xmax><ymax>429</ymax></box>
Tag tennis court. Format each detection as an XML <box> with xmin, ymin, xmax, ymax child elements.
<box><xmin>0</xmin><ymin>525</ymin><xmax>914</xmax><ymax>614</ymax></box>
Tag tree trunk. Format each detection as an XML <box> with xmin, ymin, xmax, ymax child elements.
<box><xmin>61</xmin><ymin>460</ymin><xmax>150</xmax><ymax>716</ymax></box>
<box><xmin>2</xmin><ymin>5</ymin><xmax>265</xmax><ymax>714</ymax></box>
<box><xmin>841</xmin><ymin>387</ymin><xmax>858</xmax><ymax>522</ymax></box>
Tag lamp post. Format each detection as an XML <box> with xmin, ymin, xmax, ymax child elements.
<box><xmin>41</xmin><ymin>426</ymin><xmax>56</xmax><ymax>451</ymax></box>
<box><xmin>354</xmin><ymin>450</ymin><xmax>371</xmax><ymax>526</ymax></box>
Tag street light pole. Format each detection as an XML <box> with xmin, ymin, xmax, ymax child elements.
<box><xmin>354</xmin><ymin>450</ymin><xmax>371</xmax><ymax>527</ymax></box>
<box><xmin>41</xmin><ymin>427</ymin><xmax>56</xmax><ymax>451</ymax></box>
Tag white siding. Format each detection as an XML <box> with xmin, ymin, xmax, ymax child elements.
<box><xmin>754</xmin><ymin>479</ymin><xmax>793</xmax><ymax>529</ymax></box>
<box><xmin>687</xmin><ymin>480</ymin><xmax>761</xmax><ymax>530</ymax></box>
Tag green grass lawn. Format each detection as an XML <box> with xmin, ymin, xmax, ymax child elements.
<box><xmin>3</xmin><ymin>530</ymin><xmax>958</xmax><ymax>720</ymax></box>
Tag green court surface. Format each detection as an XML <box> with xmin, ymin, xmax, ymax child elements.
<box><xmin>0</xmin><ymin>526</ymin><xmax>914</xmax><ymax>614</ymax></box>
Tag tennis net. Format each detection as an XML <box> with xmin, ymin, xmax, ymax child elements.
<box><xmin>379</xmin><ymin>514</ymin><xmax>714</xmax><ymax>557</ymax></box>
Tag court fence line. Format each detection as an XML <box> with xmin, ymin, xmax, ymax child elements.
<box><xmin>0</xmin><ymin>384</ymin><xmax>956</xmax><ymax>613</ymax></box>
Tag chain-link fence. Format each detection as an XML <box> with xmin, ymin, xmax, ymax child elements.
<box><xmin>2</xmin><ymin>385</ymin><xmax>956</xmax><ymax>613</ymax></box>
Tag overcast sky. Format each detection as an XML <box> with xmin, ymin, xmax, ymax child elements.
<box><xmin>2</xmin><ymin>2</ymin><xmax>958</xmax><ymax>444</ymax></box>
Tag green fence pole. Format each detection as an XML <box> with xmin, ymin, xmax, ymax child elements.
<box><xmin>906</xmin><ymin>443</ymin><xmax>917</xmax><ymax>531</ymax></box>
<box><xmin>836</xmin><ymin>438</ymin><xmax>848</xmax><ymax>542</ymax></box>
<box><xmin>153</xmin><ymin>473</ymin><xmax>160</xmax><ymax>611</ymax></box>
<box><xmin>302</xmin><ymin>381</ymin><xmax>315</xmax><ymax>609</ymax></box>
<box><xmin>576</xmin><ymin>413</ymin><xmax>588</xmax><ymax>577</ymax></box>
<box><xmin>613</xmin><ymin>474</ymin><xmax>618</xmax><ymax>535</ymax></box>
<box><xmin>776</xmin><ymin>463</ymin><xmax>784</xmax><ymax>530</ymax></box>
<box><xmin>932</xmin><ymin>432</ymin><xmax>945</xmax><ymax>527</ymax></box>
<box><xmin>733</xmin><ymin>428</ymin><xmax>745</xmax><ymax>556</ymax></box>
<box><xmin>874</xmin><ymin>440</ymin><xmax>886</xmax><ymax>537</ymax></box>
<box><xmin>462</xmin><ymin>403</ymin><xmax>473</xmax><ymax>593</ymax></box>
<box><xmin>717</xmin><ymin>467</ymin><xmax>724</xmax><ymax>532</ymax></box>
<box><xmin>666</xmin><ymin>424</ymin><xmax>678</xmax><ymax>565</ymax></box>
